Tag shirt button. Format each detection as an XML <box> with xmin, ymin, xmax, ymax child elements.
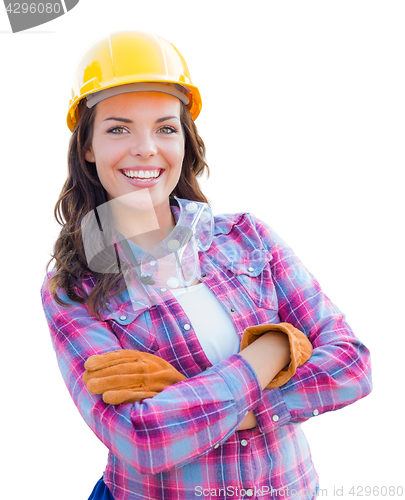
<box><xmin>183</xmin><ymin>324</ymin><xmax>191</xmax><ymax>331</ymax></box>
<box><xmin>246</xmin><ymin>489</ymin><xmax>254</xmax><ymax>497</ymax></box>
<box><xmin>160</xmin><ymin>288</ymin><xmax>167</xmax><ymax>292</ymax></box>
<box><xmin>240</xmin><ymin>439</ymin><xmax>248</xmax><ymax>447</ymax></box>
<box><xmin>201</xmin><ymin>273</ymin><xmax>207</xmax><ymax>278</ymax></box>
<box><xmin>248</xmin><ymin>267</ymin><xmax>255</xmax><ymax>273</ymax></box>
<box><xmin>313</xmin><ymin>409</ymin><xmax>319</xmax><ymax>416</ymax></box>
<box><xmin>272</xmin><ymin>414</ymin><xmax>279</xmax><ymax>422</ymax></box>
<box><xmin>119</xmin><ymin>315</ymin><xmax>127</xmax><ymax>321</ymax></box>
<box><xmin>213</xmin><ymin>443</ymin><xmax>220</xmax><ymax>449</ymax></box>
<box><xmin>230</xmin><ymin>308</ymin><xmax>235</xmax><ymax>313</ymax></box>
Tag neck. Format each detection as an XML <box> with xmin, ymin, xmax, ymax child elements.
<box><xmin>108</xmin><ymin>192</ymin><xmax>175</xmax><ymax>251</ymax></box>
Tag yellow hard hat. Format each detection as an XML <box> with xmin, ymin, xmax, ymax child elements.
<box><xmin>67</xmin><ymin>31</ymin><xmax>202</xmax><ymax>131</ymax></box>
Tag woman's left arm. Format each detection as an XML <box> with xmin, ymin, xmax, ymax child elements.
<box><xmin>251</xmin><ymin>216</ymin><xmax>372</xmax><ymax>434</ymax></box>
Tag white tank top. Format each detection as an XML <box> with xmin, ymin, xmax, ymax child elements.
<box><xmin>171</xmin><ymin>283</ymin><xmax>240</xmax><ymax>365</ymax></box>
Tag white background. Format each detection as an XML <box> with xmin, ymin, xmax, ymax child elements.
<box><xmin>1</xmin><ymin>1</ymin><xmax>404</xmax><ymax>499</ymax></box>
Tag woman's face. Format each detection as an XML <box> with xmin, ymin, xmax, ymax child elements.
<box><xmin>85</xmin><ymin>91</ymin><xmax>185</xmax><ymax>215</ymax></box>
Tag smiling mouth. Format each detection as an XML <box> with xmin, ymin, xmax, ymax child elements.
<box><xmin>121</xmin><ymin>169</ymin><xmax>163</xmax><ymax>180</ymax></box>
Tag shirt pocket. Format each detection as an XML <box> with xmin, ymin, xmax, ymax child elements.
<box><xmin>225</xmin><ymin>248</ymin><xmax>278</xmax><ymax>310</ymax></box>
<box><xmin>101</xmin><ymin>302</ymin><xmax>158</xmax><ymax>353</ymax></box>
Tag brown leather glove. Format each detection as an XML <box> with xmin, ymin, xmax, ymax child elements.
<box><xmin>240</xmin><ymin>322</ymin><xmax>313</xmax><ymax>389</ymax></box>
<box><xmin>83</xmin><ymin>350</ymin><xmax>187</xmax><ymax>404</ymax></box>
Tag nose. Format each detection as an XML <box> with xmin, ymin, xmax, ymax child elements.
<box><xmin>129</xmin><ymin>132</ymin><xmax>158</xmax><ymax>158</ymax></box>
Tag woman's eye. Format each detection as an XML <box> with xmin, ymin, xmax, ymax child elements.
<box><xmin>108</xmin><ymin>126</ymin><xmax>127</xmax><ymax>134</ymax></box>
<box><xmin>159</xmin><ymin>126</ymin><xmax>177</xmax><ymax>134</ymax></box>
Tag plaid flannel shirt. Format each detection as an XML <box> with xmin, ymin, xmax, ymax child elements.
<box><xmin>41</xmin><ymin>205</ymin><xmax>372</xmax><ymax>500</ymax></box>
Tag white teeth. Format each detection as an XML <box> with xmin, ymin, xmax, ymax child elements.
<box><xmin>123</xmin><ymin>170</ymin><xmax>161</xmax><ymax>179</ymax></box>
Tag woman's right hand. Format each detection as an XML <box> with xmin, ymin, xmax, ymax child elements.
<box><xmin>83</xmin><ymin>350</ymin><xmax>187</xmax><ymax>404</ymax></box>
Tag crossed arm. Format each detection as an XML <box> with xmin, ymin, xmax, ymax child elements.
<box><xmin>83</xmin><ymin>325</ymin><xmax>303</xmax><ymax>430</ymax></box>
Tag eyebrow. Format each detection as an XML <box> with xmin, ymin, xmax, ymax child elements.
<box><xmin>103</xmin><ymin>117</ymin><xmax>132</xmax><ymax>123</ymax></box>
<box><xmin>155</xmin><ymin>115</ymin><xmax>180</xmax><ymax>123</ymax></box>
<box><xmin>102</xmin><ymin>115</ymin><xmax>180</xmax><ymax>124</ymax></box>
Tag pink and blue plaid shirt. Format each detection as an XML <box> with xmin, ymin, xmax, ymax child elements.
<box><xmin>41</xmin><ymin>205</ymin><xmax>372</xmax><ymax>500</ymax></box>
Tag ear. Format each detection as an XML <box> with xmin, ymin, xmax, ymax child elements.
<box><xmin>85</xmin><ymin>148</ymin><xmax>95</xmax><ymax>163</ymax></box>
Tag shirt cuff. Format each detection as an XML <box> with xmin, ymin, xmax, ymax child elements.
<box><xmin>209</xmin><ymin>353</ymin><xmax>263</xmax><ymax>418</ymax></box>
<box><xmin>254</xmin><ymin>387</ymin><xmax>292</xmax><ymax>433</ymax></box>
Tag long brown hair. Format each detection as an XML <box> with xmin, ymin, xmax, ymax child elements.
<box><xmin>46</xmin><ymin>99</ymin><xmax>210</xmax><ymax>318</ymax></box>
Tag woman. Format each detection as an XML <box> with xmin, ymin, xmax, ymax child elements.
<box><xmin>41</xmin><ymin>31</ymin><xmax>372</xmax><ymax>500</ymax></box>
